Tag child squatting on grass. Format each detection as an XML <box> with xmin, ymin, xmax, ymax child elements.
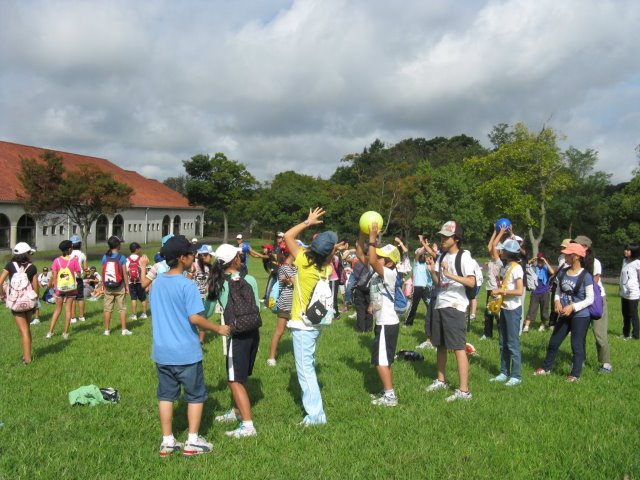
<box><xmin>150</xmin><ymin>235</ymin><xmax>230</xmax><ymax>457</ymax></box>
<box><xmin>356</xmin><ymin>222</ymin><xmax>401</xmax><ymax>407</ymax></box>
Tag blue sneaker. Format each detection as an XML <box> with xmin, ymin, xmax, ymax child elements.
<box><xmin>505</xmin><ymin>377</ymin><xmax>522</xmax><ymax>387</ymax></box>
<box><xmin>489</xmin><ymin>373</ymin><xmax>508</xmax><ymax>382</ymax></box>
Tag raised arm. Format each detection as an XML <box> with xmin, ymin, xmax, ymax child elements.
<box><xmin>283</xmin><ymin>207</ymin><xmax>325</xmax><ymax>259</ymax></box>
<box><xmin>367</xmin><ymin>222</ymin><xmax>384</xmax><ymax>277</ymax></box>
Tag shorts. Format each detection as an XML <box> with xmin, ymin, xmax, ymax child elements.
<box><xmin>129</xmin><ymin>283</ymin><xmax>147</xmax><ymax>301</ymax></box>
<box><xmin>156</xmin><ymin>362</ymin><xmax>207</xmax><ymax>403</ymax></box>
<box><xmin>104</xmin><ymin>285</ymin><xmax>126</xmax><ymax>313</ymax></box>
<box><xmin>75</xmin><ymin>279</ymin><xmax>85</xmax><ymax>300</ymax></box>
<box><xmin>277</xmin><ymin>310</ymin><xmax>291</xmax><ymax>320</ymax></box>
<box><xmin>371</xmin><ymin>324</ymin><xmax>400</xmax><ymax>367</ymax></box>
<box><xmin>54</xmin><ymin>290</ymin><xmax>77</xmax><ymax>299</ymax></box>
<box><xmin>431</xmin><ymin>307</ymin><xmax>467</xmax><ymax>350</ymax></box>
<box><xmin>226</xmin><ymin>329</ymin><xmax>260</xmax><ymax>384</ymax></box>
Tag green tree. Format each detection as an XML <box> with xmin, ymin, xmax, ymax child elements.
<box><xmin>18</xmin><ymin>151</ymin><xmax>133</xmax><ymax>249</ymax></box>
<box><xmin>465</xmin><ymin>123</ymin><xmax>572</xmax><ymax>256</ymax></box>
<box><xmin>163</xmin><ymin>175</ymin><xmax>188</xmax><ymax>196</ymax></box>
<box><xmin>183</xmin><ymin>153</ymin><xmax>259</xmax><ymax>242</ymax></box>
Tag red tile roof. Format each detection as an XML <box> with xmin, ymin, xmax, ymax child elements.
<box><xmin>0</xmin><ymin>140</ymin><xmax>199</xmax><ymax>209</ymax></box>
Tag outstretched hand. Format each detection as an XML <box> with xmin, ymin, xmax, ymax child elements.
<box><xmin>306</xmin><ymin>207</ymin><xmax>325</xmax><ymax>226</ymax></box>
<box><xmin>369</xmin><ymin>222</ymin><xmax>379</xmax><ymax>243</ymax></box>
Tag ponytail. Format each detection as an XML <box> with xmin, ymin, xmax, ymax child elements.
<box><xmin>207</xmin><ymin>258</ymin><xmax>233</xmax><ymax>301</ymax></box>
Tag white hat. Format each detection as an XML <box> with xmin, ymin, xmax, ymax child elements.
<box><xmin>277</xmin><ymin>232</ymin><xmax>285</xmax><ymax>237</ymax></box>
<box><xmin>215</xmin><ymin>244</ymin><xmax>242</xmax><ymax>264</ymax></box>
<box><xmin>191</xmin><ymin>237</ymin><xmax>198</xmax><ymax>243</ymax></box>
<box><xmin>13</xmin><ymin>242</ymin><xmax>35</xmax><ymax>255</ymax></box>
<box><xmin>236</xmin><ymin>234</ymin><xmax>243</xmax><ymax>240</ymax></box>
<box><xmin>512</xmin><ymin>235</ymin><xmax>524</xmax><ymax>243</ymax></box>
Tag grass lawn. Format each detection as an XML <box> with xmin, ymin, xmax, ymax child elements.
<box><xmin>0</xmin><ymin>254</ymin><xmax>639</xmax><ymax>479</ymax></box>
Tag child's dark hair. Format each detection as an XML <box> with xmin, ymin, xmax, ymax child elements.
<box><xmin>11</xmin><ymin>253</ymin><xmax>31</xmax><ymax>266</ymax></box>
<box><xmin>207</xmin><ymin>258</ymin><xmax>233</xmax><ymax>301</ymax></box>
<box><xmin>305</xmin><ymin>248</ymin><xmax>331</xmax><ymax>271</ymax></box>
<box><xmin>166</xmin><ymin>258</ymin><xmax>180</xmax><ymax>269</ymax></box>
<box><xmin>105</xmin><ymin>236</ymin><xmax>121</xmax><ymax>256</ymax></box>
<box><xmin>583</xmin><ymin>248</ymin><xmax>595</xmax><ymax>275</ymax></box>
<box><xmin>626</xmin><ymin>244</ymin><xmax>640</xmax><ymax>259</ymax></box>
<box><xmin>501</xmin><ymin>250</ymin><xmax>520</xmax><ymax>263</ymax></box>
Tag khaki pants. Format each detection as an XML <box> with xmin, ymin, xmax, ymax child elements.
<box><xmin>104</xmin><ymin>285</ymin><xmax>126</xmax><ymax>313</ymax></box>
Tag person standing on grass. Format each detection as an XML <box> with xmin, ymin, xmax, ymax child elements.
<box><xmin>267</xmin><ymin>244</ymin><xmax>297</xmax><ymax>366</ymax></box>
<box><xmin>355</xmin><ymin>223</ymin><xmax>401</xmax><ymax>407</ymax></box>
<box><xmin>404</xmin><ymin>242</ymin><xmax>433</xmax><ymax>327</ymax></box>
<box><xmin>235</xmin><ymin>234</ymin><xmax>267</xmax><ymax>276</ymax></box>
<box><xmin>489</xmin><ymin>239</ymin><xmax>524</xmax><ymax>387</ymax></box>
<box><xmin>209</xmin><ymin>244</ymin><xmax>261</xmax><ymax>438</ymax></box>
<box><xmin>573</xmin><ymin>235</ymin><xmax>613</xmax><ymax>373</ymax></box>
<box><xmin>101</xmin><ymin>236</ymin><xmax>131</xmax><ymax>336</ymax></box>
<box><xmin>414</xmin><ymin>236</ymin><xmax>439</xmax><ymax>350</ymax></box>
<box><xmin>150</xmin><ymin>235</ymin><xmax>230</xmax><ymax>457</ymax></box>
<box><xmin>534</xmin><ymin>242</ymin><xmax>594</xmax><ymax>382</ymax></box>
<box><xmin>0</xmin><ymin>242</ymin><xmax>39</xmax><ymax>365</ymax></box>
<box><xmin>619</xmin><ymin>244</ymin><xmax>640</xmax><ymax>340</ymax></box>
<box><xmin>69</xmin><ymin>235</ymin><xmax>88</xmax><ymax>324</ymax></box>
<box><xmin>481</xmin><ymin>226</ymin><xmax>506</xmax><ymax>340</ymax></box>
<box><xmin>192</xmin><ymin>244</ymin><xmax>214</xmax><ymax>345</ymax></box>
<box><xmin>127</xmin><ymin>242</ymin><xmax>149</xmax><ymax>321</ymax></box>
<box><xmin>351</xmin><ymin>256</ymin><xmax>373</xmax><ymax>333</ymax></box>
<box><xmin>46</xmin><ymin>240</ymin><xmax>81</xmax><ymax>340</ymax></box>
<box><xmin>523</xmin><ymin>253</ymin><xmax>555</xmax><ymax>333</ymax></box>
<box><xmin>425</xmin><ymin>221</ymin><xmax>476</xmax><ymax>402</ymax></box>
<box><xmin>284</xmin><ymin>207</ymin><xmax>342</xmax><ymax>426</ymax></box>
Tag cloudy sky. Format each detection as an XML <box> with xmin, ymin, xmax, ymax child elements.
<box><xmin>1</xmin><ymin>0</ymin><xmax>639</xmax><ymax>183</ymax></box>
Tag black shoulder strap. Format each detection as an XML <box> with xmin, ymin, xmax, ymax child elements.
<box><xmin>572</xmin><ymin>269</ymin><xmax>588</xmax><ymax>296</ymax></box>
<box><xmin>455</xmin><ymin>250</ymin><xmax>463</xmax><ymax>277</ymax></box>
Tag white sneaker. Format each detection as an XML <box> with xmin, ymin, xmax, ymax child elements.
<box><xmin>522</xmin><ymin>326</ymin><xmax>529</xmax><ymax>333</ymax></box>
<box><xmin>480</xmin><ymin>335</ymin><xmax>488</xmax><ymax>340</ymax></box>
<box><xmin>469</xmin><ymin>314</ymin><xmax>476</xmax><ymax>321</ymax></box>
<box><xmin>371</xmin><ymin>394</ymin><xmax>398</xmax><ymax>407</ymax></box>
<box><xmin>70</xmin><ymin>318</ymin><xmax>78</xmax><ymax>324</ymax></box>
<box><xmin>45</xmin><ymin>332</ymin><xmax>54</xmax><ymax>339</ymax></box>
<box><xmin>78</xmin><ymin>317</ymin><xmax>86</xmax><ymax>322</ymax></box>
<box><xmin>225</xmin><ymin>423</ymin><xmax>257</xmax><ymax>438</ymax></box>
<box><xmin>182</xmin><ymin>436</ymin><xmax>213</xmax><ymax>456</ymax></box>
<box><xmin>348</xmin><ymin>313</ymin><xmax>357</xmax><ymax>319</ymax></box>
<box><xmin>215</xmin><ymin>409</ymin><xmax>241</xmax><ymax>423</ymax></box>
<box><xmin>445</xmin><ymin>389</ymin><xmax>473</xmax><ymax>402</ymax></box>
<box><xmin>266</xmin><ymin>358</ymin><xmax>277</xmax><ymax>367</ymax></box>
<box><xmin>103</xmin><ymin>330</ymin><xmax>110</xmax><ymax>336</ymax></box>
<box><xmin>416</xmin><ymin>340</ymin><xmax>434</xmax><ymax>350</ymax></box>
<box><xmin>30</xmin><ymin>318</ymin><xmax>40</xmax><ymax>325</ymax></box>
<box><xmin>139</xmin><ymin>313</ymin><xmax>148</xmax><ymax>319</ymax></box>
<box><xmin>121</xmin><ymin>329</ymin><xmax>133</xmax><ymax>336</ymax></box>
<box><xmin>538</xmin><ymin>325</ymin><xmax>546</xmax><ymax>332</ymax></box>
<box><xmin>426</xmin><ymin>379</ymin><xmax>448</xmax><ymax>392</ymax></box>
<box><xmin>129</xmin><ymin>314</ymin><xmax>137</xmax><ymax>321</ymax></box>
<box><xmin>62</xmin><ymin>332</ymin><xmax>69</xmax><ymax>340</ymax></box>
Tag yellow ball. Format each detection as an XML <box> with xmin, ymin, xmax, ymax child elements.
<box><xmin>359</xmin><ymin>211</ymin><xmax>384</xmax><ymax>234</ymax></box>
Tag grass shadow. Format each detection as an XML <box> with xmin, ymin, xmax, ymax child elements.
<box><xmin>34</xmin><ymin>338</ymin><xmax>71</xmax><ymax>358</ymax></box>
<box><xmin>342</xmin><ymin>355</ymin><xmax>381</xmax><ymax>394</ymax></box>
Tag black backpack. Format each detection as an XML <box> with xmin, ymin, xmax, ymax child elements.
<box><xmin>224</xmin><ymin>275</ymin><xmax>262</xmax><ymax>335</ymax></box>
<box><xmin>438</xmin><ymin>250</ymin><xmax>477</xmax><ymax>300</ymax></box>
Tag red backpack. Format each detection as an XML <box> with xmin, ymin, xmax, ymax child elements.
<box><xmin>128</xmin><ymin>256</ymin><xmax>141</xmax><ymax>283</ymax></box>
<box><xmin>103</xmin><ymin>255</ymin><xmax>124</xmax><ymax>289</ymax></box>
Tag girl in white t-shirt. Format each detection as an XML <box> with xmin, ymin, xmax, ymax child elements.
<box><xmin>489</xmin><ymin>239</ymin><xmax>524</xmax><ymax>386</ymax></box>
<box><xmin>620</xmin><ymin>244</ymin><xmax>640</xmax><ymax>339</ymax></box>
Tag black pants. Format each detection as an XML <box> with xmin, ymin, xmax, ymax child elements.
<box><xmin>542</xmin><ymin>314</ymin><xmax>591</xmax><ymax>377</ymax></box>
<box><xmin>353</xmin><ymin>288</ymin><xmax>372</xmax><ymax>332</ymax></box>
<box><xmin>621</xmin><ymin>298</ymin><xmax>640</xmax><ymax>339</ymax></box>
<box><xmin>405</xmin><ymin>286</ymin><xmax>430</xmax><ymax>325</ymax></box>
<box><xmin>526</xmin><ymin>291</ymin><xmax>550</xmax><ymax>324</ymax></box>
<box><xmin>483</xmin><ymin>291</ymin><xmax>497</xmax><ymax>338</ymax></box>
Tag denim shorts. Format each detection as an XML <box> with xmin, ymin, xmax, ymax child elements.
<box><xmin>156</xmin><ymin>361</ymin><xmax>207</xmax><ymax>403</ymax></box>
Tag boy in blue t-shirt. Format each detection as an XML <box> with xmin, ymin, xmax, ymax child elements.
<box><xmin>523</xmin><ymin>253</ymin><xmax>556</xmax><ymax>332</ymax></box>
<box><xmin>150</xmin><ymin>235</ymin><xmax>230</xmax><ymax>457</ymax></box>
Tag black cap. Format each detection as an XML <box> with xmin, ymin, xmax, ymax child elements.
<box><xmin>59</xmin><ymin>240</ymin><xmax>73</xmax><ymax>252</ymax></box>
<box><xmin>129</xmin><ymin>242</ymin><xmax>141</xmax><ymax>252</ymax></box>
<box><xmin>161</xmin><ymin>235</ymin><xmax>198</xmax><ymax>261</ymax></box>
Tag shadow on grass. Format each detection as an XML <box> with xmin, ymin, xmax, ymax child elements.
<box><xmin>342</xmin><ymin>356</ymin><xmax>381</xmax><ymax>394</ymax></box>
<box><xmin>285</xmin><ymin>368</ymin><xmax>328</xmax><ymax>418</ymax></box>
<box><xmin>34</xmin><ymin>338</ymin><xmax>70</xmax><ymax>358</ymax></box>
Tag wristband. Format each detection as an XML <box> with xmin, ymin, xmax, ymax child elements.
<box><xmin>303</xmin><ymin>220</ymin><xmax>310</xmax><ymax>226</ymax></box>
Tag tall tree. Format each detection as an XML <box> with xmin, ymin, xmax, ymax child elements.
<box><xmin>18</xmin><ymin>151</ymin><xmax>133</xmax><ymax>249</ymax></box>
<box><xmin>183</xmin><ymin>153</ymin><xmax>258</xmax><ymax>242</ymax></box>
<box><xmin>465</xmin><ymin>123</ymin><xmax>572</xmax><ymax>256</ymax></box>
<box><xmin>163</xmin><ymin>175</ymin><xmax>188</xmax><ymax>196</ymax></box>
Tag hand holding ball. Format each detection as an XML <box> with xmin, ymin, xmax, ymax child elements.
<box><xmin>359</xmin><ymin>211</ymin><xmax>384</xmax><ymax>234</ymax></box>
<box><xmin>495</xmin><ymin>217</ymin><xmax>512</xmax><ymax>232</ymax></box>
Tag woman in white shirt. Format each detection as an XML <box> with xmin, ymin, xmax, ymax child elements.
<box><xmin>620</xmin><ymin>244</ymin><xmax>640</xmax><ymax>340</ymax></box>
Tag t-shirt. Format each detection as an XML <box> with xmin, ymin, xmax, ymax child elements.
<box><xmin>70</xmin><ymin>249</ymin><xmax>87</xmax><ymax>277</ymax></box>
<box><xmin>146</xmin><ymin>260</ymin><xmax>170</xmax><ymax>283</ymax></box>
<box><xmin>288</xmin><ymin>250</ymin><xmax>332</xmax><ymax>330</ymax></box>
<box><xmin>38</xmin><ymin>272</ymin><xmax>51</xmax><ymax>288</ymax></box>
<box><xmin>4</xmin><ymin>262</ymin><xmax>37</xmax><ymax>283</ymax></box>
<box><xmin>593</xmin><ymin>258</ymin><xmax>605</xmax><ymax>298</ymax></box>
<box><xmin>485</xmin><ymin>258</ymin><xmax>504</xmax><ymax>291</ymax></box>
<box><xmin>499</xmin><ymin>262</ymin><xmax>524</xmax><ymax>310</ymax></box>
<box><xmin>555</xmin><ymin>268</ymin><xmax>594</xmax><ymax>319</ymax></box>
<box><xmin>532</xmin><ymin>264</ymin><xmax>551</xmax><ymax>295</ymax></box>
<box><xmin>369</xmin><ymin>267</ymin><xmax>400</xmax><ymax>326</ymax></box>
<box><xmin>435</xmin><ymin>249</ymin><xmax>476</xmax><ymax>312</ymax></box>
<box><xmin>276</xmin><ymin>264</ymin><xmax>297</xmax><ymax>312</ymax></box>
<box><xmin>192</xmin><ymin>261</ymin><xmax>210</xmax><ymax>298</ymax></box>
<box><xmin>413</xmin><ymin>261</ymin><xmax>431</xmax><ymax>288</ymax></box>
<box><xmin>150</xmin><ymin>272</ymin><xmax>205</xmax><ymax>365</ymax></box>
<box><xmin>620</xmin><ymin>259</ymin><xmax>640</xmax><ymax>300</ymax></box>
<box><xmin>101</xmin><ymin>252</ymin><xmax>127</xmax><ymax>267</ymax></box>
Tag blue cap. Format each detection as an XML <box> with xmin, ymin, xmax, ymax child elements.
<box><xmin>310</xmin><ymin>231</ymin><xmax>338</xmax><ymax>256</ymax></box>
<box><xmin>69</xmin><ymin>235</ymin><xmax>82</xmax><ymax>244</ymax></box>
<box><xmin>161</xmin><ymin>234</ymin><xmax>174</xmax><ymax>246</ymax></box>
<box><xmin>496</xmin><ymin>239</ymin><xmax>521</xmax><ymax>254</ymax></box>
<box><xmin>197</xmin><ymin>244</ymin><xmax>214</xmax><ymax>255</ymax></box>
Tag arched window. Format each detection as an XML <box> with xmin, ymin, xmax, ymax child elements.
<box><xmin>17</xmin><ymin>214</ymin><xmax>36</xmax><ymax>245</ymax></box>
<box><xmin>0</xmin><ymin>214</ymin><xmax>10</xmax><ymax>249</ymax></box>
<box><xmin>162</xmin><ymin>215</ymin><xmax>171</xmax><ymax>236</ymax></box>
<box><xmin>112</xmin><ymin>215</ymin><xmax>124</xmax><ymax>239</ymax></box>
<box><xmin>96</xmin><ymin>215</ymin><xmax>108</xmax><ymax>243</ymax></box>
<box><xmin>195</xmin><ymin>216</ymin><xmax>201</xmax><ymax>237</ymax></box>
<box><xmin>173</xmin><ymin>215</ymin><xmax>181</xmax><ymax>236</ymax></box>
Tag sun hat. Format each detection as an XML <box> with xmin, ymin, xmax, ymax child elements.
<box><xmin>437</xmin><ymin>221</ymin><xmax>464</xmax><ymax>240</ymax></box>
<box><xmin>236</xmin><ymin>234</ymin><xmax>243</xmax><ymax>240</ymax></box>
<box><xmin>310</xmin><ymin>231</ymin><xmax>338</xmax><ymax>256</ymax></box>
<box><xmin>13</xmin><ymin>242</ymin><xmax>35</xmax><ymax>255</ymax></box>
<box><xmin>215</xmin><ymin>244</ymin><xmax>242</xmax><ymax>264</ymax></box>
<box><xmin>497</xmin><ymin>239</ymin><xmax>521</xmax><ymax>254</ymax></box>
<box><xmin>512</xmin><ymin>235</ymin><xmax>524</xmax><ymax>243</ymax></box>
<box><xmin>69</xmin><ymin>235</ymin><xmax>82</xmax><ymax>244</ymax></box>
<box><xmin>573</xmin><ymin>235</ymin><xmax>592</xmax><ymax>248</ymax></box>
<box><xmin>560</xmin><ymin>238</ymin><xmax>572</xmax><ymax>248</ymax></box>
<box><xmin>197</xmin><ymin>244</ymin><xmax>214</xmax><ymax>255</ymax></box>
<box><xmin>191</xmin><ymin>237</ymin><xmax>198</xmax><ymax>244</ymax></box>
<box><xmin>376</xmin><ymin>244</ymin><xmax>401</xmax><ymax>264</ymax></box>
<box><xmin>561</xmin><ymin>243</ymin><xmax>587</xmax><ymax>258</ymax></box>
<box><xmin>161</xmin><ymin>235</ymin><xmax>198</xmax><ymax>262</ymax></box>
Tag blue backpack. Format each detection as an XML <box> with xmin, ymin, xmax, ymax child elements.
<box><xmin>382</xmin><ymin>272</ymin><xmax>411</xmax><ymax>316</ymax></box>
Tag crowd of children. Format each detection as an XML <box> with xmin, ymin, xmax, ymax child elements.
<box><xmin>1</xmin><ymin>212</ymin><xmax>636</xmax><ymax>457</ymax></box>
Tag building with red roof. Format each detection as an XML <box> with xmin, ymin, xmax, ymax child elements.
<box><xmin>0</xmin><ymin>140</ymin><xmax>203</xmax><ymax>250</ymax></box>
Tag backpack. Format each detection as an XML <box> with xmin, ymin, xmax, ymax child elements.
<box><xmin>438</xmin><ymin>250</ymin><xmax>477</xmax><ymax>300</ymax></box>
<box><xmin>354</xmin><ymin>262</ymin><xmax>374</xmax><ymax>292</ymax></box>
<box><xmin>297</xmin><ymin>270</ymin><xmax>334</xmax><ymax>327</ymax></box>
<box><xmin>557</xmin><ymin>269</ymin><xmax>603</xmax><ymax>320</ymax></box>
<box><xmin>103</xmin><ymin>255</ymin><xmax>124</xmax><ymax>289</ymax></box>
<box><xmin>526</xmin><ymin>264</ymin><xmax>539</xmax><ymax>291</ymax></box>
<box><xmin>6</xmin><ymin>263</ymin><xmax>38</xmax><ymax>312</ymax></box>
<box><xmin>381</xmin><ymin>271</ymin><xmax>411</xmax><ymax>316</ymax></box>
<box><xmin>56</xmin><ymin>258</ymin><xmax>77</xmax><ymax>293</ymax></box>
<box><xmin>224</xmin><ymin>276</ymin><xmax>262</xmax><ymax>334</ymax></box>
<box><xmin>268</xmin><ymin>280</ymin><xmax>280</xmax><ymax>313</ymax></box>
<box><xmin>128</xmin><ymin>256</ymin><xmax>141</xmax><ymax>283</ymax></box>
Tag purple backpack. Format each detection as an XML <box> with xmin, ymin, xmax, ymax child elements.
<box><xmin>567</xmin><ymin>269</ymin><xmax>602</xmax><ymax>320</ymax></box>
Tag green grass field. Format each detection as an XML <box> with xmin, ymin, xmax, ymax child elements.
<box><xmin>0</xmin><ymin>254</ymin><xmax>639</xmax><ymax>479</ymax></box>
